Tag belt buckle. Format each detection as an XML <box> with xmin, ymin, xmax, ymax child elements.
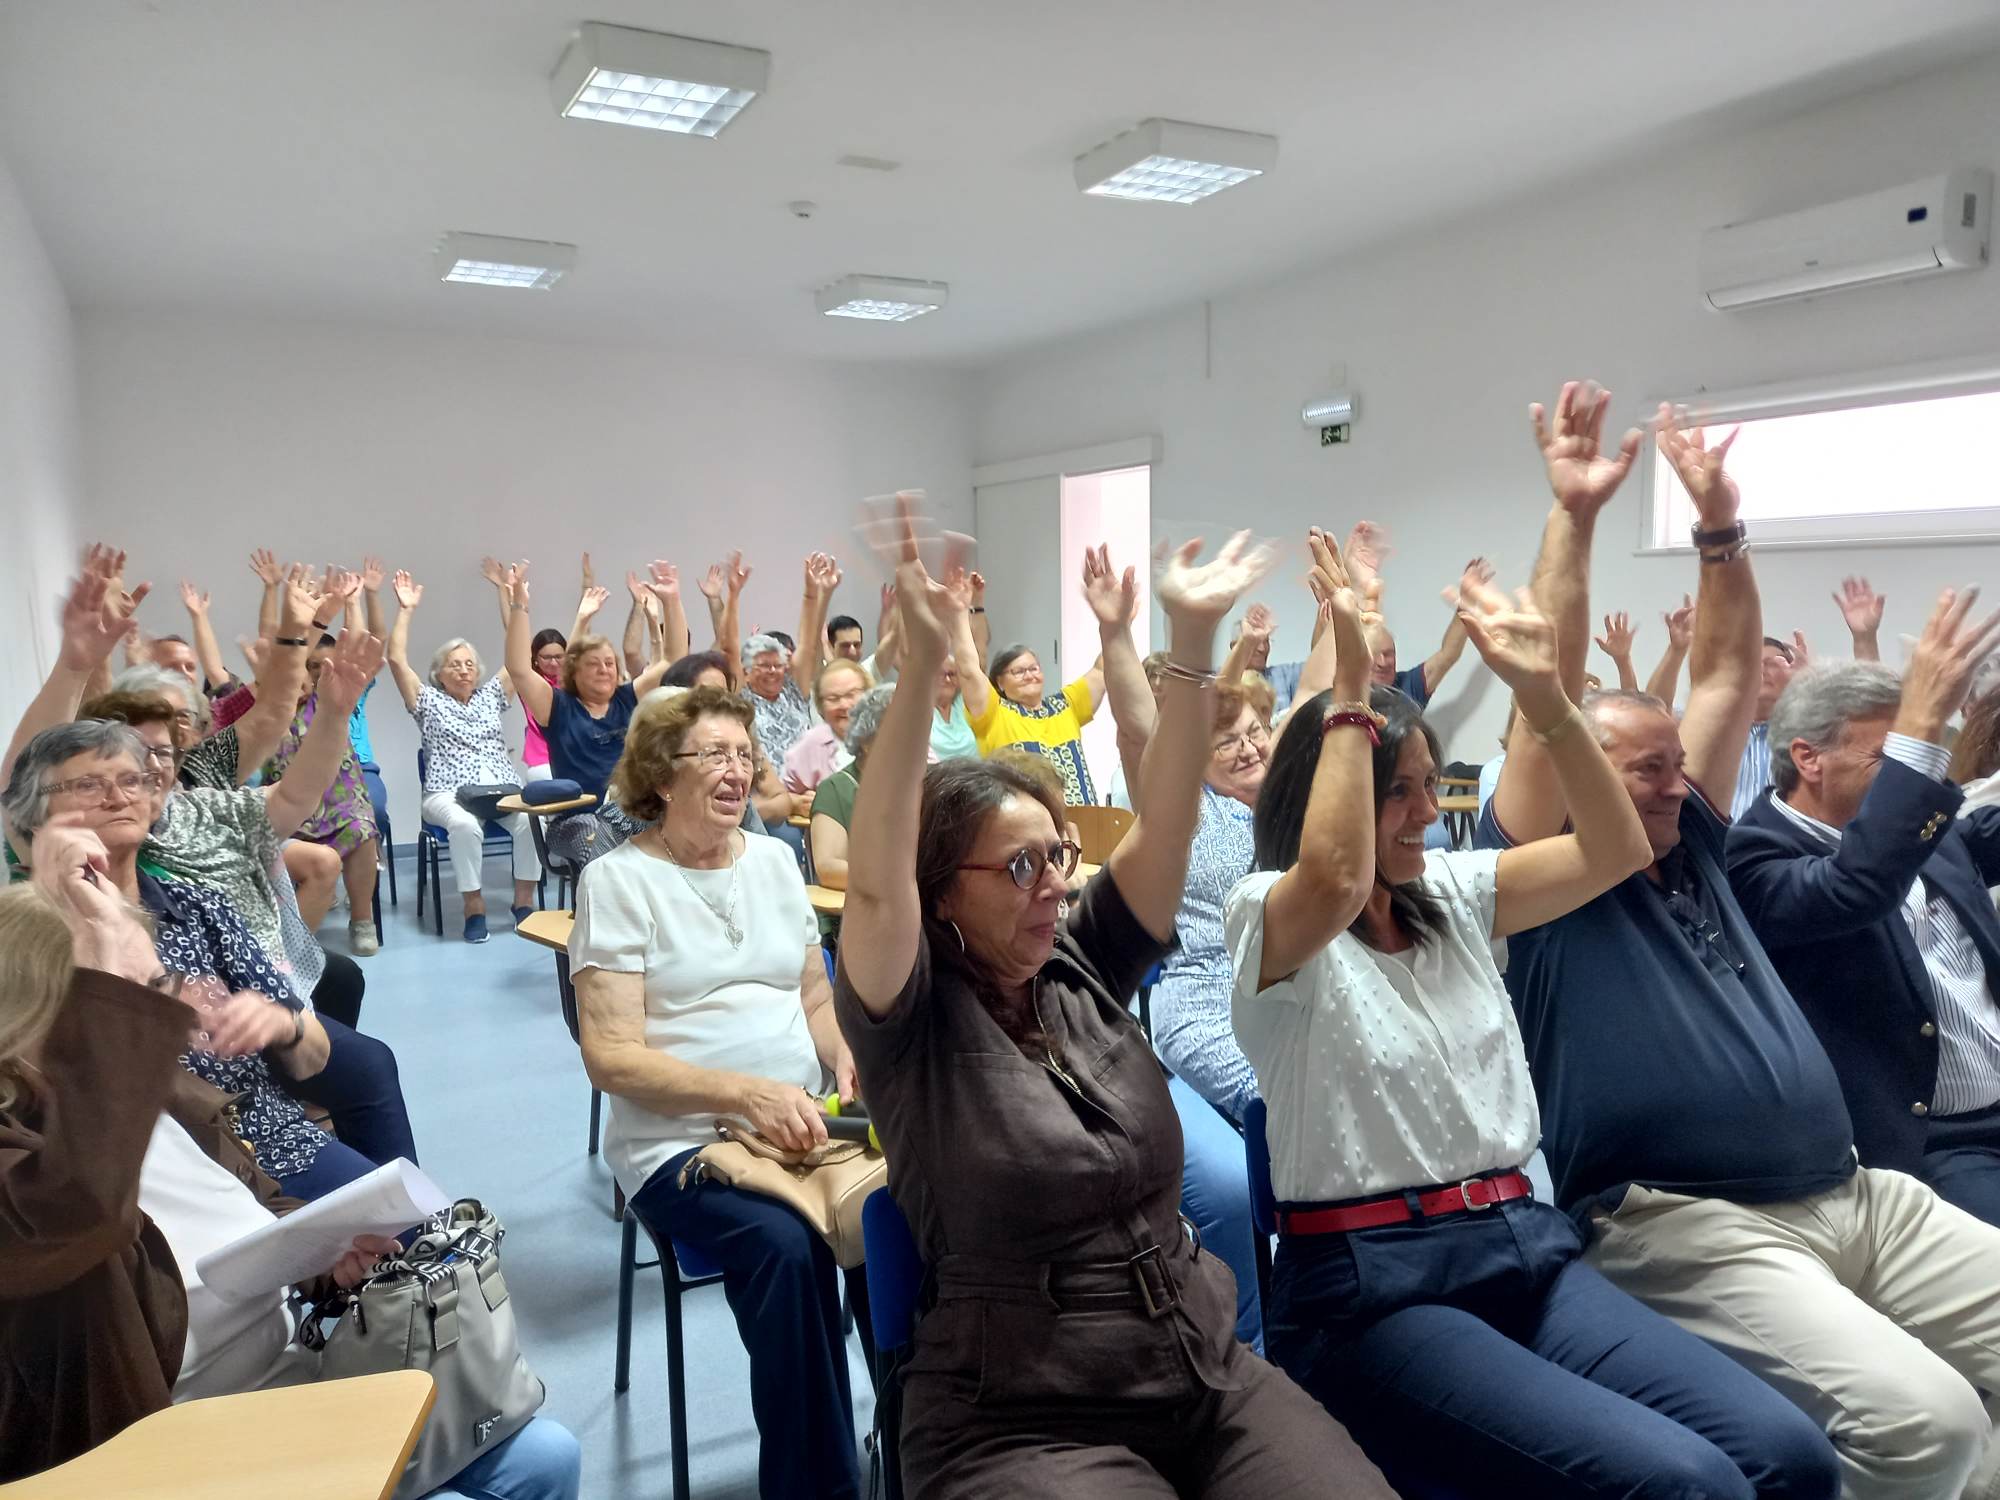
<box><xmin>1128</xmin><ymin>1245</ymin><xmax>1181</xmax><ymax>1318</ymax></box>
<box><xmin>1459</xmin><ymin>1177</ymin><xmax>1495</xmax><ymax>1211</ymax></box>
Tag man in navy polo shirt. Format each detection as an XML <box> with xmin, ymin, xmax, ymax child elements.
<box><xmin>1727</xmin><ymin>600</ymin><xmax>2000</xmax><ymax>1227</ymax></box>
<box><xmin>1480</xmin><ymin>381</ymin><xmax>2000</xmax><ymax>1500</ymax></box>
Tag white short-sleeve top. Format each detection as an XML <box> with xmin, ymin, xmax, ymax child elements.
<box><xmin>1224</xmin><ymin>848</ymin><xmax>1538</xmax><ymax>1204</ymax></box>
<box><xmin>412</xmin><ymin>675</ymin><xmax>521</xmax><ymax>794</ymax></box>
<box><xmin>569</xmin><ymin>833</ymin><xmax>824</xmax><ymax>1195</ymax></box>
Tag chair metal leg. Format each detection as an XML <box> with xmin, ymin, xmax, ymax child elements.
<box><xmin>430</xmin><ymin>845</ymin><xmax>444</xmax><ymax>937</ymax></box>
<box><xmin>614</xmin><ymin>1208</ymin><xmax>637</xmax><ymax>1393</ymax></box>
<box><xmin>663</xmin><ymin>1257</ymin><xmax>693</xmax><ymax>1500</ymax></box>
<box><xmin>414</xmin><ymin>839</ymin><xmax>426</xmax><ymax>923</ymax></box>
<box><xmin>588</xmin><ymin>1088</ymin><xmax>602</xmax><ymax>1157</ymax></box>
<box><xmin>371</xmin><ymin>873</ymin><xmax>383</xmax><ymax>946</ymax></box>
<box><xmin>384</xmin><ymin>827</ymin><xmax>398</xmax><ymax>906</ymax></box>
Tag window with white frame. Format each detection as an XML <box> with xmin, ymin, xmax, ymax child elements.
<box><xmin>1641</xmin><ymin>359</ymin><xmax>2000</xmax><ymax>551</ymax></box>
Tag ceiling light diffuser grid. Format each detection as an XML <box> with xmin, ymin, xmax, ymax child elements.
<box><xmin>552</xmin><ymin>24</ymin><xmax>770</xmax><ymax>138</ymax></box>
<box><xmin>815</xmin><ymin>275</ymin><xmax>949</xmax><ymax>322</ymax></box>
<box><xmin>435</xmin><ymin>233</ymin><xmax>577</xmax><ymax>290</ymax></box>
<box><xmin>1075</xmin><ymin>119</ymin><xmax>1278</xmax><ymax>204</ymax></box>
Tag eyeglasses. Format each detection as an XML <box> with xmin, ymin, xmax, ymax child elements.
<box><xmin>1212</xmin><ymin>725</ymin><xmax>1270</xmax><ymax>758</ymax></box>
<box><xmin>674</xmin><ymin>746</ymin><xmax>757</xmax><ymax>774</ymax></box>
<box><xmin>958</xmin><ymin>840</ymin><xmax>1082</xmax><ymax>891</ymax></box>
<box><xmin>47</xmin><ymin>770</ymin><xmax>161</xmax><ymax>801</ymax></box>
<box><xmin>141</xmin><ymin>744</ymin><xmax>177</xmax><ymax>766</ymax></box>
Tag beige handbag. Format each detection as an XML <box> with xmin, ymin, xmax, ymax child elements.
<box><xmin>678</xmin><ymin>1122</ymin><xmax>886</xmax><ymax>1267</ymax></box>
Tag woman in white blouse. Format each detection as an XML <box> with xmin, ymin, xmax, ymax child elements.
<box><xmin>386</xmin><ymin>571</ymin><xmax>541</xmax><ymax>943</ymax></box>
<box><xmin>1226</xmin><ymin>566</ymin><xmax>1837</xmax><ymax>1499</ymax></box>
<box><xmin>568</xmin><ymin>685</ymin><xmax>862</xmax><ymax>1500</ymax></box>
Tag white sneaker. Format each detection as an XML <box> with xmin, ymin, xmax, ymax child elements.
<box><xmin>350</xmin><ymin>920</ymin><xmax>380</xmax><ymax>957</ymax></box>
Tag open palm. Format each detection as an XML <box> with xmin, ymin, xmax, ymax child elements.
<box><xmin>1156</xmin><ymin>531</ymin><xmax>1277</xmax><ymax>627</ymax></box>
<box><xmin>1453</xmin><ymin>577</ymin><xmax>1558</xmax><ymax>694</ymax></box>
<box><xmin>1081</xmin><ymin>543</ymin><xmax>1137</xmax><ymax>628</ymax></box>
<box><xmin>1656</xmin><ymin>402</ymin><xmax>1741</xmax><ymax>525</ymax></box>
<box><xmin>1533</xmin><ymin>381</ymin><xmax>1642</xmax><ymax>517</ymax></box>
<box><xmin>393</xmin><ymin>571</ymin><xmax>423</xmax><ymax>609</ymax></box>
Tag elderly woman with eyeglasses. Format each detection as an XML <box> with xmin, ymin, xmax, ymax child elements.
<box><xmin>570</xmin><ymin>684</ymin><xmax>866</xmax><ymax>1500</ymax></box>
<box><xmin>834</xmin><ymin>504</ymin><xmax>1392</xmax><ymax>1500</ymax></box>
<box><xmin>387</xmin><ymin>570</ymin><xmax>542</xmax><ymax>943</ymax></box>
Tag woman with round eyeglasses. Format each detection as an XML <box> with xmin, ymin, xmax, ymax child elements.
<box><xmin>569</xmin><ymin>685</ymin><xmax>867</xmax><ymax>1500</ymax></box>
<box><xmin>834</xmin><ymin>503</ymin><xmax>1392</xmax><ymax>1500</ymax></box>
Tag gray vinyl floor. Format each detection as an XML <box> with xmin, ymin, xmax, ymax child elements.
<box><xmin>337</xmin><ymin>852</ymin><xmax>875</xmax><ymax>1500</ymax></box>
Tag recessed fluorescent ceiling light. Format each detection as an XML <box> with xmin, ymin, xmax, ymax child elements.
<box><xmin>551</xmin><ymin>23</ymin><xmax>769</xmax><ymax>137</ymax></box>
<box><xmin>1074</xmin><ymin>118</ymin><xmax>1278</xmax><ymax>203</ymax></box>
<box><xmin>815</xmin><ymin>275</ymin><xmax>948</xmax><ymax>322</ymax></box>
<box><xmin>437</xmin><ymin>233</ymin><xmax>577</xmax><ymax>290</ymax></box>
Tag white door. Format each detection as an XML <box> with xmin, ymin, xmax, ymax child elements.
<box><xmin>972</xmin><ymin>475</ymin><xmax>1062</xmax><ymax>678</ymax></box>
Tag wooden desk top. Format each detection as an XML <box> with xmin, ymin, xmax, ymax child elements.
<box><xmin>1437</xmin><ymin>795</ymin><xmax>1479</xmax><ymax>814</ymax></box>
<box><xmin>807</xmin><ymin>883</ymin><xmax>846</xmax><ymax>916</ymax></box>
<box><xmin>517</xmin><ymin>908</ymin><xmax>574</xmax><ymax>952</ymax></box>
<box><xmin>496</xmin><ymin>792</ymin><xmax>598</xmax><ymax>817</ymax></box>
<box><xmin>0</xmin><ymin>1371</ymin><xmax>435</xmax><ymax>1500</ymax></box>
<box><xmin>788</xmin><ymin>812</ymin><xmax>811</xmax><ymax>828</ymax></box>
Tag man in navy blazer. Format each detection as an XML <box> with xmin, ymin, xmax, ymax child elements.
<box><xmin>1728</xmin><ymin>588</ymin><xmax>2000</xmax><ymax>1225</ymax></box>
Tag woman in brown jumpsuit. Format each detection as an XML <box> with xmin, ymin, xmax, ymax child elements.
<box><xmin>833</xmin><ymin>505</ymin><xmax>1395</xmax><ymax>1499</ymax></box>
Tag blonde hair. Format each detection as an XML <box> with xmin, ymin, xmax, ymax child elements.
<box><xmin>609</xmin><ymin>685</ymin><xmax>756</xmax><ymax>823</ymax></box>
<box><xmin>0</xmin><ymin>884</ymin><xmax>75</xmax><ymax>1114</ymax></box>
<box><xmin>813</xmin><ymin>659</ymin><xmax>869</xmax><ymax>713</ymax></box>
<box><xmin>560</xmin><ymin>633</ymin><xmax>618</xmax><ymax>695</ymax></box>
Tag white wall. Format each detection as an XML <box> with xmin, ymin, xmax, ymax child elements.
<box><xmin>0</xmin><ymin>147</ymin><xmax>80</xmax><ymax>731</ymax></box>
<box><xmin>974</xmin><ymin>50</ymin><xmax>2000</xmax><ymax>759</ymax></box>
<box><xmin>77</xmin><ymin>314</ymin><xmax>976</xmax><ymax>838</ymax></box>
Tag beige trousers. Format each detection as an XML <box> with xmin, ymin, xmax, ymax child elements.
<box><xmin>1586</xmin><ymin>1166</ymin><xmax>2000</xmax><ymax>1500</ymax></box>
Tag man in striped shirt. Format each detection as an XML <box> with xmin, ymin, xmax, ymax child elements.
<box><xmin>1729</xmin><ymin>636</ymin><xmax>1803</xmax><ymax>818</ymax></box>
<box><xmin>1727</xmin><ymin>591</ymin><xmax>2000</xmax><ymax>1229</ymax></box>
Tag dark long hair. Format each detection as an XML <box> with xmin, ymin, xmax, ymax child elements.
<box><xmin>916</xmin><ymin>757</ymin><xmax>1068</xmax><ymax>1048</ymax></box>
<box><xmin>1253</xmin><ymin>685</ymin><xmax>1446</xmax><ymax>950</ymax></box>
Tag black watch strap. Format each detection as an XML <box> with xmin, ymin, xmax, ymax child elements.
<box><xmin>1690</xmin><ymin>521</ymin><xmax>1746</xmax><ymax>549</ymax></box>
<box><xmin>275</xmin><ymin>635</ymin><xmax>308</xmax><ymax>648</ymax></box>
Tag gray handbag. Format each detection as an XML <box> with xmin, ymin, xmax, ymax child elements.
<box><xmin>301</xmin><ymin>1199</ymin><xmax>545</xmax><ymax>1499</ymax></box>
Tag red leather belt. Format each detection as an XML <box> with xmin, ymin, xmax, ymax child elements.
<box><xmin>1277</xmin><ymin>1171</ymin><xmax>1534</xmax><ymax>1235</ymax></box>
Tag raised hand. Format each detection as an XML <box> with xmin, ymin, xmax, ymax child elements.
<box><xmin>860</xmin><ymin>492</ymin><xmax>966</xmax><ymax>665</ymax></box>
<box><xmin>280</xmin><ymin>574</ymin><xmax>318</xmax><ymax>636</ymax></box>
<box><xmin>1655</xmin><ymin>402</ymin><xmax>1741</xmax><ymax>527</ymax></box>
<box><xmin>1897</xmin><ymin>587</ymin><xmax>2000</xmax><ymax>739</ymax></box>
<box><xmin>1664</xmin><ymin>594</ymin><xmax>1695</xmax><ymax>651</ymax></box>
<box><xmin>625</xmin><ymin>569</ymin><xmax>649</xmax><ymax>605</ymax></box>
<box><xmin>479</xmin><ymin>555</ymin><xmax>507</xmax><ymax>589</ymax></box>
<box><xmin>969</xmin><ymin>570</ymin><xmax>987</xmax><ymax>605</ymax></box>
<box><xmin>1790</xmin><ymin>632</ymin><xmax>1810</xmax><ymax>671</ymax></box>
<box><xmin>727</xmin><ymin>551</ymin><xmax>752</xmax><ymax>597</ymax></box>
<box><xmin>360</xmin><ymin>556</ymin><xmax>386</xmax><ymax>593</ymax></box>
<box><xmin>322</xmin><ymin>566</ymin><xmax>363</xmax><ymax>608</ymax></box>
<box><xmin>698</xmin><ymin>562</ymin><xmax>726</xmax><ymax>602</ymax></box>
<box><xmin>1448</xmin><ymin>575</ymin><xmax>1561</xmax><ymax>699</ymax></box>
<box><xmin>1461</xmin><ymin>557</ymin><xmax>1496</xmax><ymax>589</ymax></box>
<box><xmin>1156</xmin><ymin>530</ymin><xmax>1279</xmax><ymax>631</ymax></box>
<box><xmin>1305</xmin><ymin>529</ymin><xmax>1371</xmax><ymax>697</ymax></box>
<box><xmin>581</xmin><ymin>551</ymin><xmax>596</xmax><ymax>593</ymax></box>
<box><xmin>1833</xmin><ymin>576</ymin><xmax>1885</xmax><ymax>638</ymax></box>
<box><xmin>576</xmin><ymin>585</ymin><xmax>610</xmax><ymax>622</ymax></box>
<box><xmin>647</xmin><ymin>560</ymin><xmax>681</xmax><ymax>598</ymax></box>
<box><xmin>1242</xmin><ymin>602</ymin><xmax>1276</xmax><ymax>643</ymax></box>
<box><xmin>1532</xmin><ymin>381</ymin><xmax>1644</xmax><ymax>517</ymax></box>
<box><xmin>503</xmin><ymin>562</ymin><xmax>531</xmax><ymax>610</ymax></box>
<box><xmin>177</xmin><ymin>580</ymin><xmax>210</xmax><ymax>618</ymax></box>
<box><xmin>316</xmin><ymin>629</ymin><xmax>386</xmax><ymax>716</ymax></box>
<box><xmin>392</xmin><ymin>570</ymin><xmax>423</xmax><ymax>610</ymax></box>
<box><xmin>880</xmin><ymin>581</ymin><xmax>896</xmax><ymax>614</ymax></box>
<box><xmin>1080</xmin><ymin>543</ymin><xmax>1138</xmax><ymax>629</ymax></box>
<box><xmin>1342</xmin><ymin>521</ymin><xmax>1391</xmax><ymax>589</ymax></box>
<box><xmin>807</xmin><ymin>552</ymin><xmax>843</xmax><ymax>598</ymax></box>
<box><xmin>1594</xmin><ymin>610</ymin><xmax>1638</xmax><ymax>660</ymax></box>
<box><xmin>57</xmin><ymin>559</ymin><xmax>136</xmax><ymax>671</ymax></box>
<box><xmin>249</xmin><ymin>548</ymin><xmax>283</xmax><ymax>587</ymax></box>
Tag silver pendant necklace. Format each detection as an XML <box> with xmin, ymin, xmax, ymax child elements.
<box><xmin>659</xmin><ymin>828</ymin><xmax>743</xmax><ymax>947</ymax></box>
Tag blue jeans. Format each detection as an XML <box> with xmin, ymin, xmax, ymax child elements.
<box><xmin>274</xmin><ymin>1133</ymin><xmax>378</xmax><ymax>1201</ymax></box>
<box><xmin>425</xmin><ymin>1416</ymin><xmax>582</xmax><ymax>1500</ymax></box>
<box><xmin>281</xmin><ymin>1014</ymin><xmax>418</xmax><ymax>1167</ymax></box>
<box><xmin>631</xmin><ymin>1150</ymin><xmax>861</xmax><ymax>1500</ymax></box>
<box><xmin>1167</xmin><ymin>1074</ymin><xmax>1262</xmax><ymax>1352</ymax></box>
<box><xmin>1271</xmin><ymin>1196</ymin><xmax>1839</xmax><ymax>1500</ymax></box>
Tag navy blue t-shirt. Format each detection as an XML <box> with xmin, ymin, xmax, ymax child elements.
<box><xmin>1391</xmin><ymin>664</ymin><xmax>1431</xmax><ymax>708</ymax></box>
<box><xmin>544</xmin><ymin>683</ymin><xmax>639</xmax><ymax>799</ymax></box>
<box><xmin>1477</xmin><ymin>784</ymin><xmax>1855</xmax><ymax>1215</ymax></box>
<box><xmin>1267</xmin><ymin>662</ymin><xmax>1430</xmax><ymax>716</ymax></box>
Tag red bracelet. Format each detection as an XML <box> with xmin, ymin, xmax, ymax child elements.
<box><xmin>1322</xmin><ymin>710</ymin><xmax>1383</xmax><ymax>746</ymax></box>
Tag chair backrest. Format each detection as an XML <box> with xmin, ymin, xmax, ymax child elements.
<box><xmin>862</xmin><ymin>1188</ymin><xmax>925</xmax><ymax>1351</ymax></box>
<box><xmin>1069</xmin><ymin>804</ymin><xmax>1135</xmax><ymax>865</ymax></box>
<box><xmin>1242</xmin><ymin>1097</ymin><xmax>1277</xmax><ymax>1237</ymax></box>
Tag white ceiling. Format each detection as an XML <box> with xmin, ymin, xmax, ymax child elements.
<box><xmin>4</xmin><ymin>0</ymin><xmax>2000</xmax><ymax>366</ymax></box>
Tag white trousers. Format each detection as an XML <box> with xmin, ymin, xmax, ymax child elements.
<box><xmin>420</xmin><ymin>792</ymin><xmax>540</xmax><ymax>893</ymax></box>
<box><xmin>1586</xmin><ymin>1165</ymin><xmax>2000</xmax><ymax>1500</ymax></box>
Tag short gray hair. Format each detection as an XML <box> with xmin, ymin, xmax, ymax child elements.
<box><xmin>428</xmin><ymin>637</ymin><xmax>483</xmax><ymax>690</ymax></box>
<box><xmin>112</xmin><ymin>664</ymin><xmax>199</xmax><ymax>718</ymax></box>
<box><xmin>1</xmin><ymin>720</ymin><xmax>149</xmax><ymax>847</ymax></box>
<box><xmin>742</xmin><ymin>633</ymin><xmax>789</xmax><ymax>669</ymax></box>
<box><xmin>1768</xmin><ymin>662</ymin><xmax>1903</xmax><ymax>795</ymax></box>
<box><xmin>844</xmin><ymin>684</ymin><xmax>897</xmax><ymax>757</ymax></box>
<box><xmin>1579</xmin><ymin>688</ymin><xmax>1675</xmax><ymax>746</ymax></box>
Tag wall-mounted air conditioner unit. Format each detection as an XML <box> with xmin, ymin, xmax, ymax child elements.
<box><xmin>1699</xmin><ymin>168</ymin><xmax>1991</xmax><ymax>310</ymax></box>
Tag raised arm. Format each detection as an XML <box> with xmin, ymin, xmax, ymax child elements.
<box><xmin>504</xmin><ymin>564</ymin><xmax>556</xmax><ymax>728</ymax></box>
<box><xmin>841</xmin><ymin>500</ymin><xmax>967</xmax><ymax>1015</ymax></box>
<box><xmin>1594</xmin><ymin>610</ymin><xmax>1641</xmax><ymax>692</ymax></box>
<box><xmin>1419</xmin><ymin>558</ymin><xmax>1490</xmax><ymax>696</ymax></box>
<box><xmin>968</xmin><ymin>570</ymin><xmax>992</xmax><ymax>664</ymax></box>
<box><xmin>1221</xmin><ymin>602</ymin><xmax>1275</xmax><ymax>685</ymax></box>
<box><xmin>228</xmin><ymin>577</ymin><xmax>318</xmax><ymax>779</ymax></box>
<box><xmin>1083</xmin><ymin>544</ymin><xmax>1158</xmax><ymax>807</ymax></box>
<box><xmin>1833</xmin><ymin>576</ymin><xmax>1885</xmax><ymax>664</ymax></box>
<box><xmin>949</xmin><ymin>594</ymin><xmax>994</xmax><ymax>725</ymax></box>
<box><xmin>359</xmin><ymin>556</ymin><xmax>387</xmax><ymax>638</ymax></box>
<box><xmin>1249</xmin><ymin>542</ymin><xmax>1378</xmax><ymax>987</ymax></box>
<box><xmin>385</xmin><ymin>571</ymin><xmax>425</xmax><ymax>711</ymax></box>
<box><xmin>179</xmin><ymin>581</ymin><xmax>232</xmax><ymax>692</ymax></box>
<box><xmin>1645</xmin><ymin>595</ymin><xmax>1694</xmax><ymax>705</ymax></box>
<box><xmin>794</xmin><ymin>552</ymin><xmax>837</xmax><ymax>695</ymax></box>
<box><xmin>567</xmin><ymin>584</ymin><xmax>606</xmax><ymax>648</ymax></box>
<box><xmin>1441</xmin><ymin>581</ymin><xmax>1654</xmax><ymax>936</ymax></box>
<box><xmin>263</xmin><ymin>630</ymin><xmax>383</xmax><ymax>840</ymax></box>
<box><xmin>478</xmin><ymin>555</ymin><xmax>511</xmax><ymax>635</ymax></box>
<box><xmin>621</xmin><ymin>572</ymin><xmax>651</xmax><ymax>679</ymax></box>
<box><xmin>4</xmin><ymin>551</ymin><xmax>136</xmax><ymax>783</ymax></box>
<box><xmin>714</xmin><ymin>553</ymin><xmax>749</xmax><ymax>690</ymax></box>
<box><xmin>872</xmin><ymin>586</ymin><xmax>902</xmax><ymax>679</ymax></box>
<box><xmin>250</xmin><ymin>548</ymin><xmax>282</xmax><ymax>641</ymax></box>
<box><xmin>1661</xmin><ymin>408</ymin><xmax>1762</xmax><ymax>801</ymax></box>
<box><xmin>647</xmin><ymin>561</ymin><xmax>692</xmax><ymax>665</ymax></box>
<box><xmin>1490</xmin><ymin>381</ymin><xmax>1643</xmax><ymax>843</ymax></box>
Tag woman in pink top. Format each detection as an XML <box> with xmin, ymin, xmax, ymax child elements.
<box><xmin>523</xmin><ymin>628</ymin><xmax>566</xmax><ymax>776</ymax></box>
<box><xmin>780</xmin><ymin>659</ymin><xmax>870</xmax><ymax>795</ymax></box>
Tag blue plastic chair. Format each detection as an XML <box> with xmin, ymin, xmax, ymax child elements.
<box><xmin>862</xmin><ymin>1188</ymin><xmax>924</xmax><ymax>1500</ymax></box>
<box><xmin>413</xmin><ymin>750</ymin><xmax>534</xmax><ymax>936</ymax></box>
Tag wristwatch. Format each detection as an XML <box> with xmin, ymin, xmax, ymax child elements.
<box><xmin>1690</xmin><ymin>521</ymin><xmax>1746</xmax><ymax>550</ymax></box>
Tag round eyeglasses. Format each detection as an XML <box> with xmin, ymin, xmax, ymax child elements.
<box><xmin>957</xmin><ymin>840</ymin><xmax>1082</xmax><ymax>891</ymax></box>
